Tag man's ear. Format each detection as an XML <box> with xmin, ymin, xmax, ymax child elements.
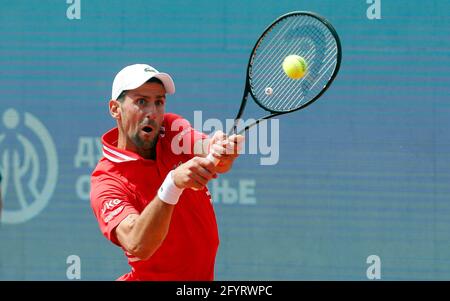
<box><xmin>109</xmin><ymin>99</ymin><xmax>121</xmax><ymax>119</ymax></box>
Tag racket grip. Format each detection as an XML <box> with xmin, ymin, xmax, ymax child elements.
<box><xmin>206</xmin><ymin>152</ymin><xmax>220</xmax><ymax>166</ymax></box>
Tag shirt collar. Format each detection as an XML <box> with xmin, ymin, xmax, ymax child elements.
<box><xmin>101</xmin><ymin>128</ymin><xmax>142</xmax><ymax>163</ymax></box>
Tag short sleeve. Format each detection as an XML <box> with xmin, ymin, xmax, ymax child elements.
<box><xmin>163</xmin><ymin>113</ymin><xmax>207</xmax><ymax>159</ymax></box>
<box><xmin>90</xmin><ymin>173</ymin><xmax>139</xmax><ymax>246</ymax></box>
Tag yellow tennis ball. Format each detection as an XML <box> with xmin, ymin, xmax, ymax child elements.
<box><xmin>282</xmin><ymin>55</ymin><xmax>308</xmax><ymax>79</ymax></box>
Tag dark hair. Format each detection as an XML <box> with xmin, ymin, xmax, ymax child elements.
<box><xmin>116</xmin><ymin>77</ymin><xmax>164</xmax><ymax>102</ymax></box>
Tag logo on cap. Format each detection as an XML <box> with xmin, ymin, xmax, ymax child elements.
<box><xmin>144</xmin><ymin>67</ymin><xmax>156</xmax><ymax>73</ymax></box>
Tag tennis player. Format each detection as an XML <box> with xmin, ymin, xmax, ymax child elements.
<box><xmin>90</xmin><ymin>64</ymin><xmax>243</xmax><ymax>280</ymax></box>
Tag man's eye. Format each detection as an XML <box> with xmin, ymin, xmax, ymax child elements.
<box><xmin>137</xmin><ymin>99</ymin><xmax>146</xmax><ymax>105</ymax></box>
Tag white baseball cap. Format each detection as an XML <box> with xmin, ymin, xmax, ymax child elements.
<box><xmin>111</xmin><ymin>64</ymin><xmax>175</xmax><ymax>100</ymax></box>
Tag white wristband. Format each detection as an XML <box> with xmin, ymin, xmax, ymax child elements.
<box><xmin>158</xmin><ymin>171</ymin><xmax>184</xmax><ymax>205</ymax></box>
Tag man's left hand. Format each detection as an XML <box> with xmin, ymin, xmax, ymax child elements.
<box><xmin>209</xmin><ymin>132</ymin><xmax>244</xmax><ymax>174</ymax></box>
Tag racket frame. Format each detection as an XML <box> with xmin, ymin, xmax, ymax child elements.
<box><xmin>231</xmin><ymin>11</ymin><xmax>342</xmax><ymax>135</ymax></box>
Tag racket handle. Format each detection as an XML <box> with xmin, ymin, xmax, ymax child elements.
<box><xmin>206</xmin><ymin>152</ymin><xmax>220</xmax><ymax>166</ymax></box>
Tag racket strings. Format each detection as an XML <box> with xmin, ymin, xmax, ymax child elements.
<box><xmin>276</xmin><ymin>32</ymin><xmax>336</xmax><ymax>111</ymax></box>
<box><xmin>256</xmin><ymin>34</ymin><xmax>316</xmax><ymax>107</ymax></box>
<box><xmin>250</xmin><ymin>14</ymin><xmax>339</xmax><ymax>112</ymax></box>
<box><xmin>252</xmin><ymin>17</ymin><xmax>311</xmax><ymax>95</ymax></box>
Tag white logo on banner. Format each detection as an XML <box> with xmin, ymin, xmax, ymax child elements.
<box><xmin>0</xmin><ymin>108</ymin><xmax>58</xmax><ymax>224</ymax></box>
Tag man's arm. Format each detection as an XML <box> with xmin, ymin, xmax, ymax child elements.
<box><xmin>115</xmin><ymin>156</ymin><xmax>216</xmax><ymax>260</ymax></box>
<box><xmin>114</xmin><ymin>199</ymin><xmax>173</xmax><ymax>261</ymax></box>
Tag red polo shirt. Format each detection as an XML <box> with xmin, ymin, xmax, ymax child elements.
<box><xmin>90</xmin><ymin>113</ymin><xmax>219</xmax><ymax>281</ymax></box>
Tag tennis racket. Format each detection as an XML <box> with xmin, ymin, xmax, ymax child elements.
<box><xmin>207</xmin><ymin>11</ymin><xmax>342</xmax><ymax>164</ymax></box>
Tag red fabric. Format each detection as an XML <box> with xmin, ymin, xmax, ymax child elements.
<box><xmin>90</xmin><ymin>113</ymin><xmax>219</xmax><ymax>280</ymax></box>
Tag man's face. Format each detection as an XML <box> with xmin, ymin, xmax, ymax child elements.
<box><xmin>117</xmin><ymin>82</ymin><xmax>166</xmax><ymax>153</ymax></box>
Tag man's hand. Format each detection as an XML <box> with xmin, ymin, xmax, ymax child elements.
<box><xmin>209</xmin><ymin>132</ymin><xmax>245</xmax><ymax>174</ymax></box>
<box><xmin>172</xmin><ymin>157</ymin><xmax>217</xmax><ymax>190</ymax></box>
